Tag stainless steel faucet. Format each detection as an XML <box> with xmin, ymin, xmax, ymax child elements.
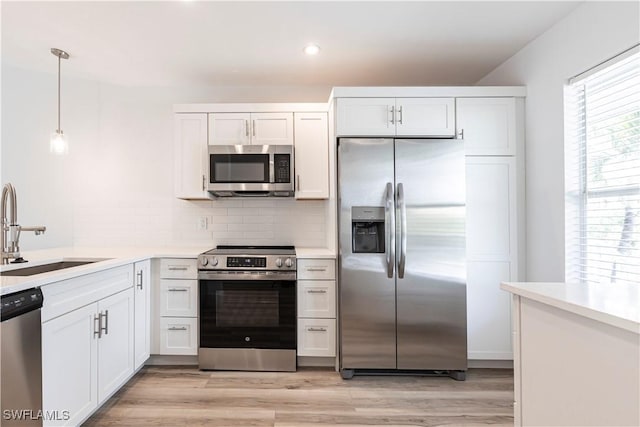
<box><xmin>1</xmin><ymin>183</ymin><xmax>46</xmax><ymax>264</ymax></box>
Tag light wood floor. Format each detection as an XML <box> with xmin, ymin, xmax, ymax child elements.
<box><xmin>84</xmin><ymin>367</ymin><xmax>514</xmax><ymax>426</ymax></box>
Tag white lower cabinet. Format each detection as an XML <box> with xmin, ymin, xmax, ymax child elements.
<box><xmin>297</xmin><ymin>318</ymin><xmax>337</xmax><ymax>357</ymax></box>
<box><xmin>134</xmin><ymin>260</ymin><xmax>151</xmax><ymax>370</ymax></box>
<box><xmin>156</xmin><ymin>258</ymin><xmax>198</xmax><ymax>356</ymax></box>
<box><xmin>296</xmin><ymin>258</ymin><xmax>337</xmax><ymax>359</ymax></box>
<box><xmin>159</xmin><ymin>317</ymin><xmax>198</xmax><ymax>355</ymax></box>
<box><xmin>42</xmin><ymin>303</ymin><xmax>98</xmax><ymax>427</ymax></box>
<box><xmin>42</xmin><ymin>287</ymin><xmax>134</xmax><ymax>427</ymax></box>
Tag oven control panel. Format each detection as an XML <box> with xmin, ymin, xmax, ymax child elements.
<box><xmin>198</xmin><ymin>254</ymin><xmax>296</xmax><ymax>271</ymax></box>
<box><xmin>227</xmin><ymin>257</ymin><xmax>267</xmax><ymax>268</ymax></box>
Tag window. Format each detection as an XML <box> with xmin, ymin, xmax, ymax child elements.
<box><xmin>565</xmin><ymin>47</ymin><xmax>640</xmax><ymax>285</ymax></box>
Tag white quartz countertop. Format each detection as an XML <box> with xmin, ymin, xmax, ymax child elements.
<box><xmin>501</xmin><ymin>281</ymin><xmax>640</xmax><ymax>334</ymax></box>
<box><xmin>0</xmin><ymin>246</ymin><xmax>208</xmax><ymax>296</ymax></box>
<box><xmin>1</xmin><ymin>245</ymin><xmax>336</xmax><ymax>296</ymax></box>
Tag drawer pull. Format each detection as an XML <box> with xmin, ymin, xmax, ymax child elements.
<box><xmin>168</xmin><ymin>266</ymin><xmax>189</xmax><ymax>271</ymax></box>
<box><xmin>306</xmin><ymin>267</ymin><xmax>327</xmax><ymax>272</ymax></box>
<box><xmin>307</xmin><ymin>327</ymin><xmax>327</xmax><ymax>332</ymax></box>
<box><xmin>168</xmin><ymin>288</ymin><xmax>188</xmax><ymax>292</ymax></box>
<box><xmin>307</xmin><ymin>289</ymin><xmax>327</xmax><ymax>294</ymax></box>
<box><xmin>168</xmin><ymin>326</ymin><xmax>187</xmax><ymax>331</ymax></box>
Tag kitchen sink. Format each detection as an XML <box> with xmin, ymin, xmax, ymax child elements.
<box><xmin>1</xmin><ymin>259</ymin><xmax>110</xmax><ymax>276</ymax></box>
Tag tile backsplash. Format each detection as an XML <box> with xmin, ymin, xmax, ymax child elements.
<box><xmin>73</xmin><ymin>197</ymin><xmax>327</xmax><ymax>248</ymax></box>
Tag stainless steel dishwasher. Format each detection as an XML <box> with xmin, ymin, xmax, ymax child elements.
<box><xmin>1</xmin><ymin>287</ymin><xmax>44</xmax><ymax>426</ymax></box>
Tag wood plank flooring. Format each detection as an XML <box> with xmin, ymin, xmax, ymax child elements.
<box><xmin>84</xmin><ymin>367</ymin><xmax>514</xmax><ymax>426</ymax></box>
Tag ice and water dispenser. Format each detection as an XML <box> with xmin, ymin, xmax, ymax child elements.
<box><xmin>351</xmin><ymin>207</ymin><xmax>385</xmax><ymax>253</ymax></box>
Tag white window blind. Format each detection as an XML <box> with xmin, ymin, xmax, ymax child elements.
<box><xmin>565</xmin><ymin>47</ymin><xmax>640</xmax><ymax>285</ymax></box>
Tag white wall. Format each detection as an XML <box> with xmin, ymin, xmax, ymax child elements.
<box><xmin>1</xmin><ymin>62</ymin><xmax>330</xmax><ymax>251</ymax></box>
<box><xmin>477</xmin><ymin>1</ymin><xmax>640</xmax><ymax>281</ymax></box>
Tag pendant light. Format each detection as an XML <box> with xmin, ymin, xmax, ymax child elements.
<box><xmin>50</xmin><ymin>48</ymin><xmax>70</xmax><ymax>155</ymax></box>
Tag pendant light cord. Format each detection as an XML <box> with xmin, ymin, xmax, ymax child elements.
<box><xmin>57</xmin><ymin>53</ymin><xmax>61</xmax><ymax>132</ymax></box>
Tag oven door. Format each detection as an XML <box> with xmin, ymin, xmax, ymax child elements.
<box><xmin>199</xmin><ymin>276</ymin><xmax>296</xmax><ymax>350</ymax></box>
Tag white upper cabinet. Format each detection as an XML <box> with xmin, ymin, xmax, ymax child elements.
<box><xmin>209</xmin><ymin>113</ymin><xmax>251</xmax><ymax>145</ymax></box>
<box><xmin>209</xmin><ymin>112</ymin><xmax>293</xmax><ymax>145</ymax></box>
<box><xmin>294</xmin><ymin>112</ymin><xmax>329</xmax><ymax>199</ymax></box>
<box><xmin>174</xmin><ymin>113</ymin><xmax>210</xmax><ymax>200</ymax></box>
<box><xmin>336</xmin><ymin>98</ymin><xmax>396</xmax><ymax>136</ymax></box>
<box><xmin>396</xmin><ymin>98</ymin><xmax>455</xmax><ymax>136</ymax></box>
<box><xmin>456</xmin><ymin>97</ymin><xmax>517</xmax><ymax>156</ymax></box>
<box><xmin>336</xmin><ymin>97</ymin><xmax>455</xmax><ymax>137</ymax></box>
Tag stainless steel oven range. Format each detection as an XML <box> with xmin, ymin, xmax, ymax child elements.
<box><xmin>197</xmin><ymin>245</ymin><xmax>296</xmax><ymax>372</ymax></box>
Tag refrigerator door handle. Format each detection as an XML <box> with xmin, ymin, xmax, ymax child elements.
<box><xmin>397</xmin><ymin>182</ymin><xmax>407</xmax><ymax>279</ymax></box>
<box><xmin>385</xmin><ymin>182</ymin><xmax>395</xmax><ymax>278</ymax></box>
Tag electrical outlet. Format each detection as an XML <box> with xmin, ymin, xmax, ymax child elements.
<box><xmin>197</xmin><ymin>216</ymin><xmax>209</xmax><ymax>231</ymax></box>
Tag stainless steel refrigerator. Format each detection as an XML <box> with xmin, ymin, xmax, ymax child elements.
<box><xmin>338</xmin><ymin>138</ymin><xmax>467</xmax><ymax>380</ymax></box>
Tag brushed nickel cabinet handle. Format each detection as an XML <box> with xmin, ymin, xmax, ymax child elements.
<box><xmin>296</xmin><ymin>174</ymin><xmax>300</xmax><ymax>191</ymax></box>
<box><xmin>136</xmin><ymin>270</ymin><xmax>143</xmax><ymax>289</ymax></box>
<box><xmin>252</xmin><ymin>119</ymin><xmax>256</xmax><ymax>137</ymax></box>
<box><xmin>168</xmin><ymin>288</ymin><xmax>188</xmax><ymax>292</ymax></box>
<box><xmin>389</xmin><ymin>105</ymin><xmax>395</xmax><ymax>124</ymax></box>
<box><xmin>306</xmin><ymin>267</ymin><xmax>327</xmax><ymax>272</ymax></box>
<box><xmin>100</xmin><ymin>310</ymin><xmax>109</xmax><ymax>336</ymax></box>
<box><xmin>168</xmin><ymin>326</ymin><xmax>187</xmax><ymax>331</ymax></box>
<box><xmin>307</xmin><ymin>289</ymin><xmax>327</xmax><ymax>294</ymax></box>
<box><xmin>245</xmin><ymin>119</ymin><xmax>249</xmax><ymax>137</ymax></box>
<box><xmin>168</xmin><ymin>266</ymin><xmax>189</xmax><ymax>271</ymax></box>
<box><xmin>457</xmin><ymin>128</ymin><xmax>464</xmax><ymax>139</ymax></box>
<box><xmin>307</xmin><ymin>327</ymin><xmax>327</xmax><ymax>332</ymax></box>
<box><xmin>94</xmin><ymin>314</ymin><xmax>101</xmax><ymax>339</ymax></box>
<box><xmin>398</xmin><ymin>105</ymin><xmax>403</xmax><ymax>124</ymax></box>
<box><xmin>202</xmin><ymin>175</ymin><xmax>205</xmax><ymax>191</ymax></box>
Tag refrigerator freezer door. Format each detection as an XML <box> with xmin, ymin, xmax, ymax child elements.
<box><xmin>394</xmin><ymin>139</ymin><xmax>467</xmax><ymax>370</ymax></box>
<box><xmin>338</xmin><ymin>138</ymin><xmax>397</xmax><ymax>369</ymax></box>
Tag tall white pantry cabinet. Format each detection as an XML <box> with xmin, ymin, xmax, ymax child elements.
<box><xmin>333</xmin><ymin>88</ymin><xmax>525</xmax><ymax>362</ymax></box>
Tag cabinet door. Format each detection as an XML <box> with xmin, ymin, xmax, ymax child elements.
<box><xmin>42</xmin><ymin>303</ymin><xmax>98</xmax><ymax>427</ymax></box>
<box><xmin>466</xmin><ymin>157</ymin><xmax>516</xmax><ymax>262</ymax></box>
<box><xmin>457</xmin><ymin>98</ymin><xmax>516</xmax><ymax>156</ymax></box>
<box><xmin>336</xmin><ymin>98</ymin><xmax>396</xmax><ymax>136</ymax></box>
<box><xmin>134</xmin><ymin>260</ymin><xmax>151</xmax><ymax>370</ymax></box>
<box><xmin>297</xmin><ymin>318</ymin><xmax>336</xmax><ymax>357</ymax></box>
<box><xmin>395</xmin><ymin>98</ymin><xmax>455</xmax><ymax>136</ymax></box>
<box><xmin>97</xmin><ymin>289</ymin><xmax>134</xmax><ymax>403</ymax></box>
<box><xmin>160</xmin><ymin>279</ymin><xmax>198</xmax><ymax>317</ymax></box>
<box><xmin>250</xmin><ymin>112</ymin><xmax>294</xmax><ymax>145</ymax></box>
<box><xmin>209</xmin><ymin>113</ymin><xmax>251</xmax><ymax>145</ymax></box>
<box><xmin>294</xmin><ymin>112</ymin><xmax>329</xmax><ymax>199</ymax></box>
<box><xmin>297</xmin><ymin>280</ymin><xmax>336</xmax><ymax>318</ymax></box>
<box><xmin>174</xmin><ymin>113</ymin><xmax>210</xmax><ymax>199</ymax></box>
<box><xmin>467</xmin><ymin>261</ymin><xmax>512</xmax><ymax>360</ymax></box>
<box><xmin>159</xmin><ymin>317</ymin><xmax>198</xmax><ymax>355</ymax></box>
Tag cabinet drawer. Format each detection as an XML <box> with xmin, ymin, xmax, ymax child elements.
<box><xmin>297</xmin><ymin>280</ymin><xmax>336</xmax><ymax>318</ymax></box>
<box><xmin>41</xmin><ymin>265</ymin><xmax>133</xmax><ymax>323</ymax></box>
<box><xmin>160</xmin><ymin>279</ymin><xmax>198</xmax><ymax>317</ymax></box>
<box><xmin>297</xmin><ymin>318</ymin><xmax>336</xmax><ymax>357</ymax></box>
<box><xmin>159</xmin><ymin>258</ymin><xmax>197</xmax><ymax>279</ymax></box>
<box><xmin>159</xmin><ymin>317</ymin><xmax>198</xmax><ymax>355</ymax></box>
<box><xmin>297</xmin><ymin>259</ymin><xmax>335</xmax><ymax>280</ymax></box>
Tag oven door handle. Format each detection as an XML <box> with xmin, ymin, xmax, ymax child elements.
<box><xmin>198</xmin><ymin>271</ymin><xmax>297</xmax><ymax>281</ymax></box>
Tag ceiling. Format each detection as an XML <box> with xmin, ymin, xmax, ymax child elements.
<box><xmin>1</xmin><ymin>1</ymin><xmax>582</xmax><ymax>88</ymax></box>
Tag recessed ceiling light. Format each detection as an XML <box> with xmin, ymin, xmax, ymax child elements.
<box><xmin>304</xmin><ymin>44</ymin><xmax>320</xmax><ymax>55</ymax></box>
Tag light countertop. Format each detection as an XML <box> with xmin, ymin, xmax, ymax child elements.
<box><xmin>501</xmin><ymin>281</ymin><xmax>640</xmax><ymax>334</ymax></box>
<box><xmin>1</xmin><ymin>245</ymin><xmax>335</xmax><ymax>295</ymax></box>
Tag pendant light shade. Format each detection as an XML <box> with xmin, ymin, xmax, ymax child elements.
<box><xmin>50</xmin><ymin>48</ymin><xmax>70</xmax><ymax>155</ymax></box>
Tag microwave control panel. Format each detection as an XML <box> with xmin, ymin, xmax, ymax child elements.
<box><xmin>274</xmin><ymin>154</ymin><xmax>291</xmax><ymax>183</ymax></box>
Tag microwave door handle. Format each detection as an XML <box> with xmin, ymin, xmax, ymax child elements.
<box><xmin>269</xmin><ymin>154</ymin><xmax>275</xmax><ymax>183</ymax></box>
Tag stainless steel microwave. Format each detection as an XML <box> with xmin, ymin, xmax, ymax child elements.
<box><xmin>208</xmin><ymin>145</ymin><xmax>294</xmax><ymax>197</ymax></box>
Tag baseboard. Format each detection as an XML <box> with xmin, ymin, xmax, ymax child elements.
<box><xmin>146</xmin><ymin>355</ymin><xmax>198</xmax><ymax>366</ymax></box>
<box><xmin>468</xmin><ymin>359</ymin><xmax>513</xmax><ymax>369</ymax></box>
<box><xmin>297</xmin><ymin>356</ymin><xmax>336</xmax><ymax>368</ymax></box>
